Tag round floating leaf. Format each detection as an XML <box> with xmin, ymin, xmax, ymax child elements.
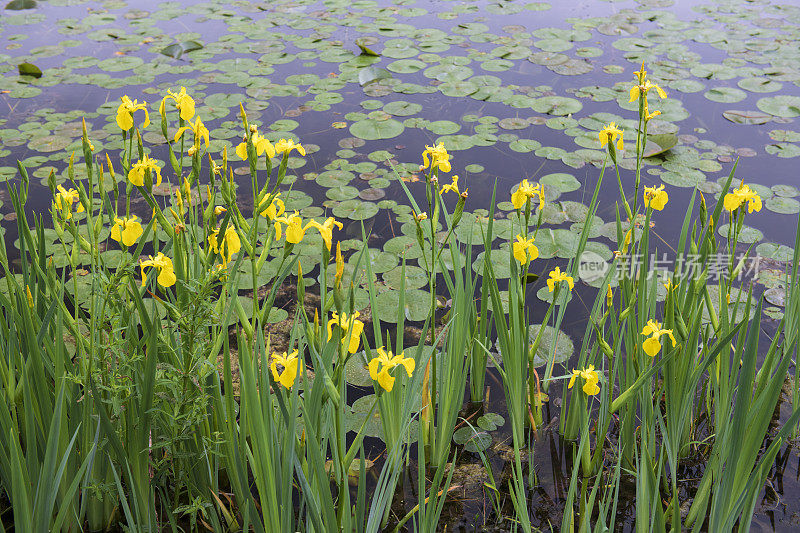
<box><xmin>332</xmin><ymin>199</ymin><xmax>379</xmax><ymax>220</ymax></box>
<box><xmin>527</xmin><ymin>324</ymin><xmax>574</xmax><ymax>367</ymax></box>
<box><xmin>452</xmin><ymin>427</ymin><xmax>492</xmax><ymax>453</ymax></box>
<box><xmin>766</xmin><ymin>196</ymin><xmax>800</xmax><ymax>214</ymax></box>
<box><xmin>717</xmin><ymin>224</ymin><xmax>763</xmax><ymax>243</ymax></box>
<box><xmin>756</xmin><ymin>243</ymin><xmax>794</xmax><ymax>262</ymax></box>
<box><xmin>28</xmin><ymin>135</ymin><xmax>72</xmax><ymax>153</ymax></box>
<box><xmin>349</xmin><ymin>118</ymin><xmax>405</xmax><ymax>140</ymax></box>
<box><xmin>703</xmin><ymin>285</ymin><xmax>755</xmax><ymax>324</ymax></box>
<box><xmin>765</xmin><ymin>143</ymin><xmax>800</xmax><ymax>158</ymax></box>
<box><xmin>387</xmin><ymin>59</ymin><xmax>427</xmax><ymax>73</ymax></box>
<box><xmin>383</xmin><ymin>100</ymin><xmax>422</xmax><ymax>116</ymax></box>
<box><xmin>530</xmin><ymin>96</ymin><xmax>582</xmax><ymax>116</ymax></box>
<box><xmin>704</xmin><ymin>87</ymin><xmax>747</xmax><ymax>103</ymax></box>
<box><xmin>374</xmin><ymin>288</ymin><xmax>430</xmax><ymax>322</ymax></box>
<box><xmin>536</xmin><ymin>229</ymin><xmax>579</xmax><ymax>259</ymax></box>
<box><xmin>772</xmin><ymin>184</ymin><xmax>799</xmax><ymax>198</ymax></box>
<box><xmin>643</xmin><ymin>134</ymin><xmax>678</xmax><ymax>157</ymax></box>
<box><xmin>426</xmin><ymin>120</ymin><xmax>460</xmax><ymax>135</ymax></box>
<box><xmin>738</xmin><ymin>77</ymin><xmax>782</xmax><ymax>93</ymax></box>
<box><xmin>344</xmin><ymin>352</ymin><xmax>374</xmax><ymax>387</ymax></box>
<box><xmin>764</xmin><ymin>287</ymin><xmax>786</xmax><ymax>307</ymax></box>
<box><xmin>757</xmin><ymin>95</ymin><xmax>800</xmax><ymax>118</ymax></box>
<box><xmin>549</xmin><ymin>59</ymin><xmax>593</xmax><ymax>76</ymax></box>
<box><xmin>439</xmin><ymin>81</ymin><xmax>478</xmax><ymax>97</ymax></box>
<box><xmin>540</xmin><ymin>173</ymin><xmax>580</xmax><ymax>193</ymax></box>
<box><xmin>509</xmin><ymin>139</ymin><xmax>542</xmax><ymax>152</ymax></box>
<box><xmin>18</xmin><ymin>62</ymin><xmax>42</xmax><ymax>77</ymax></box>
<box><xmin>6</xmin><ymin>0</ymin><xmax>37</xmax><ymax>9</ymax></box>
<box><xmin>477</xmin><ymin>413</ymin><xmax>505</xmax><ymax>431</ymax></box>
<box><xmin>383</xmin><ymin>265</ymin><xmax>428</xmax><ymax>290</ymax></box>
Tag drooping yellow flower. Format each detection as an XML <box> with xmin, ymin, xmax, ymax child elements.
<box><xmin>214</xmin><ymin>206</ymin><xmax>227</xmax><ymax>216</ymax></box>
<box><xmin>547</xmin><ymin>266</ymin><xmax>574</xmax><ymax>292</ymax></box>
<box><xmin>421</xmin><ymin>142</ymin><xmax>451</xmax><ymax>173</ymax></box>
<box><xmin>599</xmin><ymin>122</ymin><xmax>624</xmax><ymax>151</ymax></box>
<box><xmin>110</xmin><ymin>215</ymin><xmax>143</xmax><ymax>247</ymax></box>
<box><xmin>568</xmin><ymin>365</ymin><xmax>600</xmax><ymax>396</ymax></box>
<box><xmin>512</xmin><ymin>234</ymin><xmax>539</xmax><ymax>265</ymax></box>
<box><xmin>270</xmin><ymin>350</ymin><xmax>302</xmax><ymax>389</ymax></box>
<box><xmin>174</xmin><ymin>116</ymin><xmax>209</xmax><ymax>149</ymax></box>
<box><xmin>128</xmin><ymin>155</ymin><xmax>163</xmax><ymax>187</ymax></box>
<box><xmin>643</xmin><ymin>184</ymin><xmax>669</xmax><ymax>211</ymax></box>
<box><xmin>629</xmin><ymin>78</ymin><xmax>667</xmax><ymax>103</ymax></box>
<box><xmin>414</xmin><ymin>211</ymin><xmax>428</xmax><ymax>221</ymax></box>
<box><xmin>641</xmin><ymin>319</ymin><xmax>676</xmax><ymax>357</ymax></box>
<box><xmin>258</xmin><ymin>193</ymin><xmax>285</xmax><ymax>220</ymax></box>
<box><xmin>327</xmin><ymin>311</ymin><xmax>365</xmax><ymax>354</ymax></box>
<box><xmin>274</xmin><ymin>211</ymin><xmax>311</xmax><ymax>244</ymax></box>
<box><xmin>511</xmin><ymin>179</ymin><xmax>544</xmax><ymax>210</ymax></box>
<box><xmin>53</xmin><ymin>184</ymin><xmax>85</xmax><ymax>220</ymax></box>
<box><xmin>116</xmin><ymin>95</ymin><xmax>150</xmax><ymax>131</ymax></box>
<box><xmin>308</xmin><ymin>216</ymin><xmax>343</xmax><ymax>251</ymax></box>
<box><xmin>274</xmin><ymin>138</ymin><xmax>306</xmax><ymax>156</ymax></box>
<box><xmin>208</xmin><ymin>225</ymin><xmax>241</xmax><ymax>267</ymax></box>
<box><xmin>235</xmin><ymin>131</ymin><xmax>275</xmax><ymax>160</ymax></box>
<box><xmin>159</xmin><ymin>87</ymin><xmax>195</xmax><ymax>122</ymax></box>
<box><xmin>368</xmin><ymin>347</ymin><xmax>415</xmax><ymax>392</ymax></box>
<box><xmin>723</xmin><ymin>181</ymin><xmax>762</xmax><ymax>213</ymax></box>
<box><xmin>439</xmin><ymin>174</ymin><xmax>460</xmax><ymax>195</ymax></box>
<box><xmin>140</xmin><ymin>252</ymin><xmax>176</xmax><ymax>287</ymax></box>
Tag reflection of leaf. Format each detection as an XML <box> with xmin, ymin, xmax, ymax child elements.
<box><xmin>355</xmin><ymin>39</ymin><xmax>379</xmax><ymax>57</ymax></box>
<box><xmin>18</xmin><ymin>62</ymin><xmax>42</xmax><ymax>78</ymax></box>
<box><xmin>160</xmin><ymin>40</ymin><xmax>203</xmax><ymax>59</ymax></box>
<box><xmin>643</xmin><ymin>133</ymin><xmax>677</xmax><ymax>157</ymax></box>
<box><xmin>358</xmin><ymin>66</ymin><xmax>392</xmax><ymax>86</ymax></box>
<box><xmin>5</xmin><ymin>0</ymin><xmax>36</xmax><ymax>9</ymax></box>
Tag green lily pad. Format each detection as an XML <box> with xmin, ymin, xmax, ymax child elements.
<box><xmin>717</xmin><ymin>224</ymin><xmax>763</xmax><ymax>243</ymax></box>
<box><xmin>738</xmin><ymin>77</ymin><xmax>782</xmax><ymax>93</ymax></box>
<box><xmin>536</xmin><ymin>229</ymin><xmax>579</xmax><ymax>259</ymax></box>
<box><xmin>383</xmin><ymin>100</ymin><xmax>422</xmax><ymax>117</ymax></box>
<box><xmin>344</xmin><ymin>351</ymin><xmax>374</xmax><ymax>387</ymax></box>
<box><xmin>757</xmin><ymin>95</ymin><xmax>800</xmax><ymax>118</ymax></box>
<box><xmin>527</xmin><ymin>324</ymin><xmax>574</xmax><ymax>367</ymax></box>
<box><xmin>477</xmin><ymin>413</ymin><xmax>505</xmax><ymax>431</ymax></box>
<box><xmin>386</xmin><ymin>59</ymin><xmax>427</xmax><ymax>73</ymax></box>
<box><xmin>765</xmin><ymin>143</ymin><xmax>800</xmax><ymax>158</ymax></box>
<box><xmin>374</xmin><ymin>288</ymin><xmax>430</xmax><ymax>323</ymax></box>
<box><xmin>28</xmin><ymin>135</ymin><xmax>72</xmax><ymax>152</ymax></box>
<box><xmin>703</xmin><ymin>285</ymin><xmax>756</xmax><ymax>324</ymax></box>
<box><xmin>349</xmin><ymin>118</ymin><xmax>404</xmax><ymax>140</ymax></box>
<box><xmin>643</xmin><ymin>134</ymin><xmax>678</xmax><ymax>157</ymax></box>
<box><xmin>332</xmin><ymin>199</ymin><xmax>379</xmax><ymax>220</ymax></box>
<box><xmin>704</xmin><ymin>87</ymin><xmax>747</xmax><ymax>103</ymax></box>
<box><xmin>530</xmin><ymin>96</ymin><xmax>583</xmax><ymax>116</ymax></box>
<box><xmin>756</xmin><ymin>243</ymin><xmax>794</xmax><ymax>262</ymax></box>
<box><xmin>6</xmin><ymin>0</ymin><xmax>37</xmax><ymax>9</ymax></box>
<box><xmin>540</xmin><ymin>173</ymin><xmax>580</xmax><ymax>193</ymax></box>
<box><xmin>18</xmin><ymin>62</ymin><xmax>42</xmax><ymax>77</ymax></box>
<box><xmin>765</xmin><ymin>196</ymin><xmax>800</xmax><ymax>214</ymax></box>
<box><xmin>453</xmin><ymin>426</ymin><xmax>492</xmax><ymax>453</ymax></box>
<box><xmin>426</xmin><ymin>120</ymin><xmax>461</xmax><ymax>135</ymax></box>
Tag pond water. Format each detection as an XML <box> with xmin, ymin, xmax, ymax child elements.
<box><xmin>3</xmin><ymin>0</ymin><xmax>800</xmax><ymax>530</ymax></box>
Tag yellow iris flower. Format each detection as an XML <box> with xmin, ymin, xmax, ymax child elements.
<box><xmin>159</xmin><ymin>87</ymin><xmax>195</xmax><ymax>122</ymax></box>
<box><xmin>511</xmin><ymin>179</ymin><xmax>544</xmax><ymax>210</ymax></box>
<box><xmin>110</xmin><ymin>215</ymin><xmax>144</xmax><ymax>247</ymax></box>
<box><xmin>116</xmin><ymin>95</ymin><xmax>150</xmax><ymax>131</ymax></box>
<box><xmin>641</xmin><ymin>319</ymin><xmax>676</xmax><ymax>357</ymax></box>
<box><xmin>368</xmin><ymin>347</ymin><xmax>415</xmax><ymax>392</ymax></box>
<box><xmin>439</xmin><ymin>175</ymin><xmax>460</xmax><ymax>195</ymax></box>
<box><xmin>128</xmin><ymin>155</ymin><xmax>163</xmax><ymax>187</ymax></box>
<box><xmin>274</xmin><ymin>211</ymin><xmax>311</xmax><ymax>244</ymax></box>
<box><xmin>547</xmin><ymin>266</ymin><xmax>574</xmax><ymax>292</ymax></box>
<box><xmin>568</xmin><ymin>365</ymin><xmax>600</xmax><ymax>396</ymax></box>
<box><xmin>629</xmin><ymin>78</ymin><xmax>667</xmax><ymax>103</ymax></box>
<box><xmin>53</xmin><ymin>184</ymin><xmax>85</xmax><ymax>220</ymax></box>
<box><xmin>327</xmin><ymin>311</ymin><xmax>365</xmax><ymax>354</ymax></box>
<box><xmin>140</xmin><ymin>252</ymin><xmax>177</xmax><ymax>287</ymax></box>
<box><xmin>512</xmin><ymin>234</ymin><xmax>539</xmax><ymax>265</ymax></box>
<box><xmin>308</xmin><ymin>216</ymin><xmax>343</xmax><ymax>251</ymax></box>
<box><xmin>236</xmin><ymin>131</ymin><xmax>275</xmax><ymax>160</ymax></box>
<box><xmin>258</xmin><ymin>193</ymin><xmax>285</xmax><ymax>220</ymax></box>
<box><xmin>274</xmin><ymin>138</ymin><xmax>306</xmax><ymax>156</ymax></box>
<box><xmin>643</xmin><ymin>184</ymin><xmax>669</xmax><ymax>211</ymax></box>
<box><xmin>208</xmin><ymin>225</ymin><xmax>241</xmax><ymax>267</ymax></box>
<box><xmin>270</xmin><ymin>350</ymin><xmax>302</xmax><ymax>389</ymax></box>
<box><xmin>723</xmin><ymin>181</ymin><xmax>762</xmax><ymax>213</ymax></box>
<box><xmin>174</xmin><ymin>116</ymin><xmax>209</xmax><ymax>149</ymax></box>
<box><xmin>422</xmin><ymin>142</ymin><xmax>451</xmax><ymax>173</ymax></box>
<box><xmin>599</xmin><ymin>122</ymin><xmax>624</xmax><ymax>151</ymax></box>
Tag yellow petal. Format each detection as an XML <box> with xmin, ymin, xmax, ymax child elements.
<box><xmin>642</xmin><ymin>336</ymin><xmax>661</xmax><ymax>357</ymax></box>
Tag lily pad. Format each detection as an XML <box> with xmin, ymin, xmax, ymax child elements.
<box><xmin>349</xmin><ymin>118</ymin><xmax>404</xmax><ymax>140</ymax></box>
<box><xmin>453</xmin><ymin>426</ymin><xmax>492</xmax><ymax>453</ymax></box>
<box><xmin>527</xmin><ymin>324</ymin><xmax>574</xmax><ymax>367</ymax></box>
<box><xmin>757</xmin><ymin>95</ymin><xmax>800</xmax><ymax>118</ymax></box>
